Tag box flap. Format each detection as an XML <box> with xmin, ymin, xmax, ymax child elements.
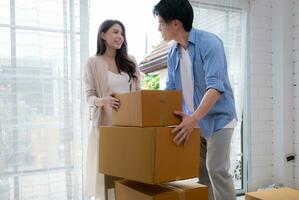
<box><xmin>165</xmin><ymin>180</ymin><xmax>208</xmax><ymax>200</ymax></box>
<box><xmin>116</xmin><ymin>180</ymin><xmax>208</xmax><ymax>200</ymax></box>
<box><xmin>115</xmin><ymin>180</ymin><xmax>154</xmax><ymax>200</ymax></box>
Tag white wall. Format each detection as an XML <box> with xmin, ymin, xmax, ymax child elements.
<box><xmin>272</xmin><ymin>0</ymin><xmax>294</xmax><ymax>188</ymax></box>
<box><xmin>249</xmin><ymin>0</ymin><xmax>299</xmax><ymax>190</ymax></box>
<box><xmin>248</xmin><ymin>0</ymin><xmax>274</xmax><ymax>190</ymax></box>
<box><xmin>293</xmin><ymin>0</ymin><xmax>299</xmax><ymax>188</ymax></box>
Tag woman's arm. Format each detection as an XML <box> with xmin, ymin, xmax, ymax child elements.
<box><xmin>84</xmin><ymin>58</ymin><xmax>98</xmax><ymax>106</ymax></box>
<box><xmin>84</xmin><ymin>58</ymin><xmax>120</xmax><ymax>109</ymax></box>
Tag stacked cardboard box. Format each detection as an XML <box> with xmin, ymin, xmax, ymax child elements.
<box><xmin>111</xmin><ymin>90</ymin><xmax>182</xmax><ymax>127</ymax></box>
<box><xmin>99</xmin><ymin>90</ymin><xmax>208</xmax><ymax>200</ymax></box>
<box><xmin>245</xmin><ymin>187</ymin><xmax>299</xmax><ymax>200</ymax></box>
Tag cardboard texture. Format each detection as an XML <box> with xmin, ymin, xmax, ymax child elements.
<box><xmin>115</xmin><ymin>179</ymin><xmax>208</xmax><ymax>200</ymax></box>
<box><xmin>111</xmin><ymin>90</ymin><xmax>182</xmax><ymax>127</ymax></box>
<box><xmin>245</xmin><ymin>188</ymin><xmax>299</xmax><ymax>200</ymax></box>
<box><xmin>99</xmin><ymin>126</ymin><xmax>200</xmax><ymax>184</ymax></box>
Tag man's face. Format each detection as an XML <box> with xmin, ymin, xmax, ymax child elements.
<box><xmin>157</xmin><ymin>16</ymin><xmax>175</xmax><ymax>41</ymax></box>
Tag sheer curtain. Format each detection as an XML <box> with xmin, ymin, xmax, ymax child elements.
<box><xmin>191</xmin><ymin>0</ymin><xmax>248</xmax><ymax>193</ymax></box>
<box><xmin>0</xmin><ymin>0</ymin><xmax>89</xmax><ymax>199</ymax></box>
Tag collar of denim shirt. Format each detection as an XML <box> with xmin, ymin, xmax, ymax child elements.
<box><xmin>173</xmin><ymin>28</ymin><xmax>197</xmax><ymax>71</ymax></box>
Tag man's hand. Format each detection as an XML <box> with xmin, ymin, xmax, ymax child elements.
<box><xmin>171</xmin><ymin>111</ymin><xmax>198</xmax><ymax>146</ymax></box>
<box><xmin>171</xmin><ymin>88</ymin><xmax>221</xmax><ymax>145</ymax></box>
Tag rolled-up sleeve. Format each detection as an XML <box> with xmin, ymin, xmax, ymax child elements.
<box><xmin>202</xmin><ymin>38</ymin><xmax>226</xmax><ymax>93</ymax></box>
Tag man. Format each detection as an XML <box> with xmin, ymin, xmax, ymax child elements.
<box><xmin>153</xmin><ymin>0</ymin><xmax>237</xmax><ymax>200</ymax></box>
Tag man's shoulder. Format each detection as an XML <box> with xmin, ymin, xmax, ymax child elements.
<box><xmin>194</xmin><ymin>28</ymin><xmax>221</xmax><ymax>45</ymax></box>
<box><xmin>193</xmin><ymin>29</ymin><xmax>223</xmax><ymax>56</ymax></box>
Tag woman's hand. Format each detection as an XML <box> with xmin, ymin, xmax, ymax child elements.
<box><xmin>95</xmin><ymin>93</ymin><xmax>120</xmax><ymax>110</ymax></box>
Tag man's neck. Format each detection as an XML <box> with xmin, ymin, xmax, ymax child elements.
<box><xmin>176</xmin><ymin>30</ymin><xmax>189</xmax><ymax>50</ymax></box>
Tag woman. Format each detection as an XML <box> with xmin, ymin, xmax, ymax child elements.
<box><xmin>84</xmin><ymin>19</ymin><xmax>141</xmax><ymax>200</ymax></box>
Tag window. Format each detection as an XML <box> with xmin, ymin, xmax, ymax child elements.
<box><xmin>0</xmin><ymin>0</ymin><xmax>88</xmax><ymax>199</ymax></box>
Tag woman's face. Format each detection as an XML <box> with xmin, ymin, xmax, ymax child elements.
<box><xmin>101</xmin><ymin>23</ymin><xmax>124</xmax><ymax>50</ymax></box>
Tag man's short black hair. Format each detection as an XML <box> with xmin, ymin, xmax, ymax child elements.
<box><xmin>153</xmin><ymin>0</ymin><xmax>194</xmax><ymax>32</ymax></box>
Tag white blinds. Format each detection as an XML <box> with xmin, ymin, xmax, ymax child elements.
<box><xmin>0</xmin><ymin>0</ymin><xmax>89</xmax><ymax>199</ymax></box>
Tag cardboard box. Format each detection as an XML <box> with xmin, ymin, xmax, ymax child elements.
<box><xmin>115</xmin><ymin>179</ymin><xmax>208</xmax><ymax>200</ymax></box>
<box><xmin>99</xmin><ymin>126</ymin><xmax>200</xmax><ymax>184</ymax></box>
<box><xmin>111</xmin><ymin>90</ymin><xmax>182</xmax><ymax>127</ymax></box>
<box><xmin>245</xmin><ymin>187</ymin><xmax>299</xmax><ymax>200</ymax></box>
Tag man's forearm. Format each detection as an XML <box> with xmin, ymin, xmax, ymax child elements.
<box><xmin>191</xmin><ymin>88</ymin><xmax>221</xmax><ymax>122</ymax></box>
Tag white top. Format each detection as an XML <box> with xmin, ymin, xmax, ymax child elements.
<box><xmin>180</xmin><ymin>46</ymin><xmax>194</xmax><ymax>114</ymax></box>
<box><xmin>224</xmin><ymin>118</ymin><xmax>237</xmax><ymax>128</ymax></box>
<box><xmin>108</xmin><ymin>71</ymin><xmax>130</xmax><ymax>93</ymax></box>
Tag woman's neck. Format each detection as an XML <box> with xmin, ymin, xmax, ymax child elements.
<box><xmin>103</xmin><ymin>47</ymin><xmax>116</xmax><ymax>60</ymax></box>
<box><xmin>102</xmin><ymin>48</ymin><xmax>119</xmax><ymax>73</ymax></box>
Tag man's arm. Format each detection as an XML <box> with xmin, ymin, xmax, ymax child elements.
<box><xmin>172</xmin><ymin>36</ymin><xmax>226</xmax><ymax>145</ymax></box>
<box><xmin>172</xmin><ymin>88</ymin><xmax>221</xmax><ymax>145</ymax></box>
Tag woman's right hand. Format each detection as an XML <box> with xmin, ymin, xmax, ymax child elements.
<box><xmin>95</xmin><ymin>93</ymin><xmax>120</xmax><ymax>110</ymax></box>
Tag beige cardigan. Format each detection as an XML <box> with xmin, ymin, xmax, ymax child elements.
<box><xmin>84</xmin><ymin>55</ymin><xmax>141</xmax><ymax>127</ymax></box>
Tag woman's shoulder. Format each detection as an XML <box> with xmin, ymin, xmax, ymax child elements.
<box><xmin>86</xmin><ymin>55</ymin><xmax>106</xmax><ymax>68</ymax></box>
<box><xmin>87</xmin><ymin>55</ymin><xmax>104</xmax><ymax>63</ymax></box>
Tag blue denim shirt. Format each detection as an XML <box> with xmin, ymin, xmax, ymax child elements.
<box><xmin>165</xmin><ymin>28</ymin><xmax>237</xmax><ymax>138</ymax></box>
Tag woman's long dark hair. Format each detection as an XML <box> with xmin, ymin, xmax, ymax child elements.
<box><xmin>96</xmin><ymin>19</ymin><xmax>137</xmax><ymax>81</ymax></box>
